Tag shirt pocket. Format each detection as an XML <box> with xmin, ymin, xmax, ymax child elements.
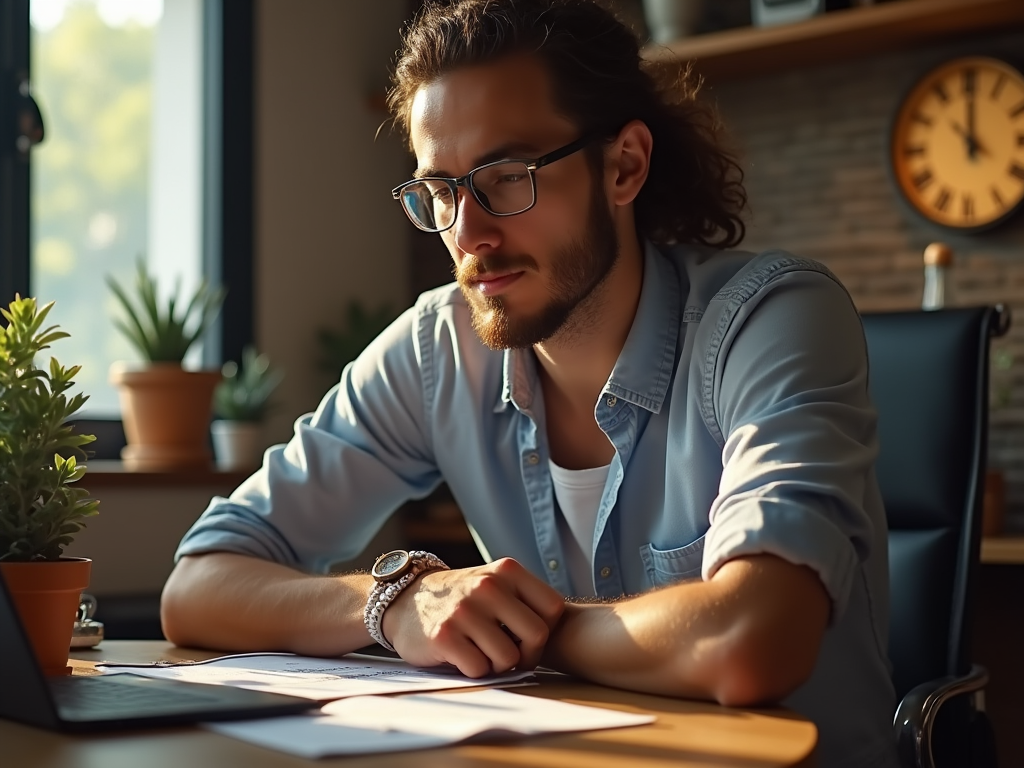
<box><xmin>640</xmin><ymin>535</ymin><xmax>706</xmax><ymax>588</ymax></box>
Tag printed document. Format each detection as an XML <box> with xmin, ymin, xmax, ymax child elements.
<box><xmin>97</xmin><ymin>652</ymin><xmax>533</xmax><ymax>701</ymax></box>
<box><xmin>206</xmin><ymin>688</ymin><xmax>656</xmax><ymax>758</ymax></box>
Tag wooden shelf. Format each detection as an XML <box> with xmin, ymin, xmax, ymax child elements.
<box><xmin>642</xmin><ymin>0</ymin><xmax>1024</xmax><ymax>84</ymax></box>
<box><xmin>80</xmin><ymin>460</ymin><xmax>252</xmax><ymax>489</ymax></box>
<box><xmin>981</xmin><ymin>536</ymin><xmax>1024</xmax><ymax>565</ymax></box>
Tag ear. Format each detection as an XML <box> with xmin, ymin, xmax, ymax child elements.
<box><xmin>604</xmin><ymin>120</ymin><xmax>652</xmax><ymax>207</ymax></box>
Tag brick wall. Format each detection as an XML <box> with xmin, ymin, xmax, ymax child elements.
<box><xmin>711</xmin><ymin>30</ymin><xmax>1024</xmax><ymax>528</ymax></box>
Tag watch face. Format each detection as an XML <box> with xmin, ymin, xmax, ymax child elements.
<box><xmin>891</xmin><ymin>56</ymin><xmax>1024</xmax><ymax>231</ymax></box>
<box><xmin>372</xmin><ymin>550</ymin><xmax>411</xmax><ymax>582</ymax></box>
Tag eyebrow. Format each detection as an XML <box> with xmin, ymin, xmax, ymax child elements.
<box><xmin>413</xmin><ymin>142</ymin><xmax>544</xmax><ymax>179</ymax></box>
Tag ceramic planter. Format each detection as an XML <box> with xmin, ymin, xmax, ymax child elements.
<box><xmin>210</xmin><ymin>420</ymin><xmax>264</xmax><ymax>471</ymax></box>
<box><xmin>0</xmin><ymin>558</ymin><xmax>91</xmax><ymax>676</ymax></box>
<box><xmin>642</xmin><ymin>0</ymin><xmax>705</xmax><ymax>44</ymax></box>
<box><xmin>111</xmin><ymin>363</ymin><xmax>221</xmax><ymax>471</ymax></box>
<box><xmin>751</xmin><ymin>0</ymin><xmax>823</xmax><ymax>27</ymax></box>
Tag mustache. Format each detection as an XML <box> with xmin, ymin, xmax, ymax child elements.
<box><xmin>456</xmin><ymin>253</ymin><xmax>538</xmax><ymax>283</ymax></box>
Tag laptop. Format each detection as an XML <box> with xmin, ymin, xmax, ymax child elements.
<box><xmin>0</xmin><ymin>571</ymin><xmax>315</xmax><ymax>732</ymax></box>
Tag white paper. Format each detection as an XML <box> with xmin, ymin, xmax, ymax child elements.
<box><xmin>206</xmin><ymin>688</ymin><xmax>656</xmax><ymax>758</ymax></box>
<box><xmin>96</xmin><ymin>652</ymin><xmax>534</xmax><ymax>701</ymax></box>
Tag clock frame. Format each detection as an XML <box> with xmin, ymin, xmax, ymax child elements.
<box><xmin>891</xmin><ymin>56</ymin><xmax>1024</xmax><ymax>232</ymax></box>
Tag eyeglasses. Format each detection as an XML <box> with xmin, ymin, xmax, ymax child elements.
<box><xmin>391</xmin><ymin>135</ymin><xmax>594</xmax><ymax>233</ymax></box>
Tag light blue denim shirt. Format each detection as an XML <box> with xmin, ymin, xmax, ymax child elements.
<box><xmin>177</xmin><ymin>243</ymin><xmax>898</xmax><ymax>768</ymax></box>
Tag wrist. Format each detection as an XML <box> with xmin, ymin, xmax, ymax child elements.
<box><xmin>363</xmin><ymin>550</ymin><xmax>448</xmax><ymax>652</ymax></box>
<box><xmin>539</xmin><ymin>600</ymin><xmax>581</xmax><ymax>670</ymax></box>
<box><xmin>379</xmin><ymin>569</ymin><xmax>434</xmax><ymax>648</ymax></box>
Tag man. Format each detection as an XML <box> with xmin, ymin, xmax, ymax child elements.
<box><xmin>162</xmin><ymin>1</ymin><xmax>898</xmax><ymax>766</ymax></box>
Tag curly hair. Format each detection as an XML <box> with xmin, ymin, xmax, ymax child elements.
<box><xmin>388</xmin><ymin>0</ymin><xmax>747</xmax><ymax>248</ymax></box>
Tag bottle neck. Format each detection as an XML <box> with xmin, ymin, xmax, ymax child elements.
<box><xmin>922</xmin><ymin>263</ymin><xmax>949</xmax><ymax>311</ymax></box>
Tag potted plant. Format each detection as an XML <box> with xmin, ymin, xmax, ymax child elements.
<box><xmin>107</xmin><ymin>262</ymin><xmax>225</xmax><ymax>470</ymax></box>
<box><xmin>642</xmin><ymin>0</ymin><xmax>706</xmax><ymax>44</ymax></box>
<box><xmin>211</xmin><ymin>346</ymin><xmax>283</xmax><ymax>470</ymax></box>
<box><xmin>0</xmin><ymin>296</ymin><xmax>99</xmax><ymax>675</ymax></box>
<box><xmin>316</xmin><ymin>300</ymin><xmax>396</xmax><ymax>378</ymax></box>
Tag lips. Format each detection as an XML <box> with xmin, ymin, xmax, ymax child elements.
<box><xmin>469</xmin><ymin>271</ymin><xmax>524</xmax><ymax>296</ymax></box>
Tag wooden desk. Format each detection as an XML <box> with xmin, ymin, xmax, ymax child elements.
<box><xmin>5</xmin><ymin>641</ymin><xmax>817</xmax><ymax>768</ymax></box>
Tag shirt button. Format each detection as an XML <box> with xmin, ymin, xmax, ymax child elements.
<box><xmin>548</xmin><ymin>559</ymin><xmax>559</xmax><ymax>571</ymax></box>
<box><xmin>606</xmin><ymin>395</ymin><xmax>617</xmax><ymax>408</ymax></box>
<box><xmin>600</xmin><ymin>566</ymin><xmax>612</xmax><ymax>579</ymax></box>
<box><xmin>526</xmin><ymin>453</ymin><xmax>540</xmax><ymax>466</ymax></box>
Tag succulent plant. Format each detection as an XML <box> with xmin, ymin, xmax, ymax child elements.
<box><xmin>0</xmin><ymin>296</ymin><xmax>98</xmax><ymax>561</ymax></box>
<box><xmin>317</xmin><ymin>301</ymin><xmax>396</xmax><ymax>377</ymax></box>
<box><xmin>107</xmin><ymin>261</ymin><xmax>225</xmax><ymax>363</ymax></box>
<box><xmin>213</xmin><ymin>346</ymin><xmax>284</xmax><ymax>422</ymax></box>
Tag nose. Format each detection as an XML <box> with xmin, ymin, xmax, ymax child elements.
<box><xmin>449</xmin><ymin>186</ymin><xmax>502</xmax><ymax>256</ymax></box>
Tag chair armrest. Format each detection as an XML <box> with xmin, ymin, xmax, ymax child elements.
<box><xmin>893</xmin><ymin>664</ymin><xmax>989</xmax><ymax>768</ymax></box>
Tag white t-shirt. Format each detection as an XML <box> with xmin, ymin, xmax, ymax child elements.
<box><xmin>549</xmin><ymin>459</ymin><xmax>611</xmax><ymax>597</ymax></box>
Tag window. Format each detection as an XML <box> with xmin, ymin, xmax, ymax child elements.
<box><xmin>1</xmin><ymin>0</ymin><xmax>254</xmax><ymax>452</ymax></box>
<box><xmin>31</xmin><ymin>0</ymin><xmax>194</xmax><ymax>416</ymax></box>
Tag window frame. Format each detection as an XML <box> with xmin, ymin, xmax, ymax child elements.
<box><xmin>0</xmin><ymin>0</ymin><xmax>30</xmax><ymax>304</ymax></box>
<box><xmin>0</xmin><ymin>0</ymin><xmax>254</xmax><ymax>460</ymax></box>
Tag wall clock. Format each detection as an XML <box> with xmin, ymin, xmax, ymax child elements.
<box><xmin>891</xmin><ymin>56</ymin><xmax>1024</xmax><ymax>232</ymax></box>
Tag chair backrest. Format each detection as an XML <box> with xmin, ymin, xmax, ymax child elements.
<box><xmin>861</xmin><ymin>306</ymin><xmax>1006</xmax><ymax>703</ymax></box>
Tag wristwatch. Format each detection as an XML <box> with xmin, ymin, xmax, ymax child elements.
<box><xmin>364</xmin><ymin>549</ymin><xmax>448</xmax><ymax>652</ymax></box>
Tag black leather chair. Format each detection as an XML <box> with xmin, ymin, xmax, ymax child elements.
<box><xmin>862</xmin><ymin>306</ymin><xmax>1009</xmax><ymax>768</ymax></box>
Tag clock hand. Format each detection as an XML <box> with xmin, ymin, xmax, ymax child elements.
<box><xmin>966</xmin><ymin>78</ymin><xmax>978</xmax><ymax>161</ymax></box>
<box><xmin>949</xmin><ymin>120</ymin><xmax>988</xmax><ymax>157</ymax></box>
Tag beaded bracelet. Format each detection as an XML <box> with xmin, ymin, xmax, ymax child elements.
<box><xmin>363</xmin><ymin>551</ymin><xmax>448</xmax><ymax>652</ymax></box>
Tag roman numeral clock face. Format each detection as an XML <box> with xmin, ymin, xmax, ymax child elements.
<box><xmin>892</xmin><ymin>57</ymin><xmax>1024</xmax><ymax>231</ymax></box>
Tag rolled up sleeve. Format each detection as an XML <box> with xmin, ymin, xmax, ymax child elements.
<box><xmin>702</xmin><ymin>270</ymin><xmax>877</xmax><ymax>623</ymax></box>
<box><xmin>175</xmin><ymin>304</ymin><xmax>442</xmax><ymax>574</ymax></box>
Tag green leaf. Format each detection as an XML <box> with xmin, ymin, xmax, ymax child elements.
<box><xmin>213</xmin><ymin>344</ymin><xmax>284</xmax><ymax>421</ymax></box>
<box><xmin>0</xmin><ymin>295</ymin><xmax>99</xmax><ymax>561</ymax></box>
<box><xmin>107</xmin><ymin>261</ymin><xmax>225</xmax><ymax>363</ymax></box>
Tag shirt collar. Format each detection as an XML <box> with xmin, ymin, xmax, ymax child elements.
<box><xmin>604</xmin><ymin>241</ymin><xmax>681</xmax><ymax>414</ymax></box>
<box><xmin>497</xmin><ymin>241</ymin><xmax>682</xmax><ymax>415</ymax></box>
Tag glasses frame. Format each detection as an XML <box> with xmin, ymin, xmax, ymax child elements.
<box><xmin>391</xmin><ymin>135</ymin><xmax>595</xmax><ymax>233</ymax></box>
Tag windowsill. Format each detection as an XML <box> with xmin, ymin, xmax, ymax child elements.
<box><xmin>981</xmin><ymin>536</ymin><xmax>1024</xmax><ymax>566</ymax></box>
<box><xmin>81</xmin><ymin>460</ymin><xmax>253</xmax><ymax>488</ymax></box>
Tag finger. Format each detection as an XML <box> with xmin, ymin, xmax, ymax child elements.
<box><xmin>462</xmin><ymin>618</ymin><xmax>525</xmax><ymax>675</ymax></box>
<box><xmin>488</xmin><ymin>558</ymin><xmax>565</xmax><ymax>628</ymax></box>
<box><xmin>437</xmin><ymin>628</ymin><xmax>502</xmax><ymax>679</ymax></box>
<box><xmin>512</xmin><ymin>573</ymin><xmax>566</xmax><ymax>628</ymax></box>
<box><xmin>487</xmin><ymin>598</ymin><xmax>553</xmax><ymax>669</ymax></box>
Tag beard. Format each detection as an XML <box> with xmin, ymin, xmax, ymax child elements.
<box><xmin>456</xmin><ymin>182</ymin><xmax>620</xmax><ymax>351</ymax></box>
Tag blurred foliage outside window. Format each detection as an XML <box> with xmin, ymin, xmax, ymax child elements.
<box><xmin>31</xmin><ymin>0</ymin><xmax>163</xmax><ymax>415</ymax></box>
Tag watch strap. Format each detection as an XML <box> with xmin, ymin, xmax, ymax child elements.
<box><xmin>363</xmin><ymin>550</ymin><xmax>448</xmax><ymax>652</ymax></box>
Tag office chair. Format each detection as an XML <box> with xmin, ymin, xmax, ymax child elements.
<box><xmin>862</xmin><ymin>305</ymin><xmax>1009</xmax><ymax>768</ymax></box>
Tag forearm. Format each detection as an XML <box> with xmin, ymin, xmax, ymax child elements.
<box><xmin>541</xmin><ymin>556</ymin><xmax>829</xmax><ymax>707</ymax></box>
<box><xmin>160</xmin><ymin>552</ymin><xmax>376</xmax><ymax>656</ymax></box>
<box><xmin>542</xmin><ymin>581</ymin><xmax>737</xmax><ymax>702</ymax></box>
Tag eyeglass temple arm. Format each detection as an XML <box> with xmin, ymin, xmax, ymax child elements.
<box><xmin>532</xmin><ymin>135</ymin><xmax>597</xmax><ymax>170</ymax></box>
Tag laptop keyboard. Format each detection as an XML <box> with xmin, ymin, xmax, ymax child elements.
<box><xmin>50</xmin><ymin>675</ymin><xmax>221</xmax><ymax>716</ymax></box>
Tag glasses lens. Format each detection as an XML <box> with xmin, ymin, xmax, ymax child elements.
<box><xmin>400</xmin><ymin>180</ymin><xmax>455</xmax><ymax>232</ymax></box>
<box><xmin>470</xmin><ymin>162</ymin><xmax>534</xmax><ymax>215</ymax></box>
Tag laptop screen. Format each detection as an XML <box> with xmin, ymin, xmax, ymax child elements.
<box><xmin>0</xmin><ymin>569</ymin><xmax>61</xmax><ymax>729</ymax></box>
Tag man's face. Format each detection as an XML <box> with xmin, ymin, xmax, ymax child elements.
<box><xmin>408</xmin><ymin>54</ymin><xmax>619</xmax><ymax>350</ymax></box>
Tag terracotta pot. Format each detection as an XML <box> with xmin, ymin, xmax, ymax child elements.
<box><xmin>111</xmin><ymin>363</ymin><xmax>221</xmax><ymax>470</ymax></box>
<box><xmin>0</xmin><ymin>558</ymin><xmax>91</xmax><ymax>676</ymax></box>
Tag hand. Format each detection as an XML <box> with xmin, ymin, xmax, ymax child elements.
<box><xmin>949</xmin><ymin>120</ymin><xmax>988</xmax><ymax>158</ymax></box>
<box><xmin>381</xmin><ymin>558</ymin><xmax>565</xmax><ymax>678</ymax></box>
<box><xmin>966</xmin><ymin>74</ymin><xmax>978</xmax><ymax>160</ymax></box>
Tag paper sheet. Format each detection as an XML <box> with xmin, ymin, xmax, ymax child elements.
<box><xmin>96</xmin><ymin>652</ymin><xmax>534</xmax><ymax>701</ymax></box>
<box><xmin>206</xmin><ymin>688</ymin><xmax>656</xmax><ymax>758</ymax></box>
